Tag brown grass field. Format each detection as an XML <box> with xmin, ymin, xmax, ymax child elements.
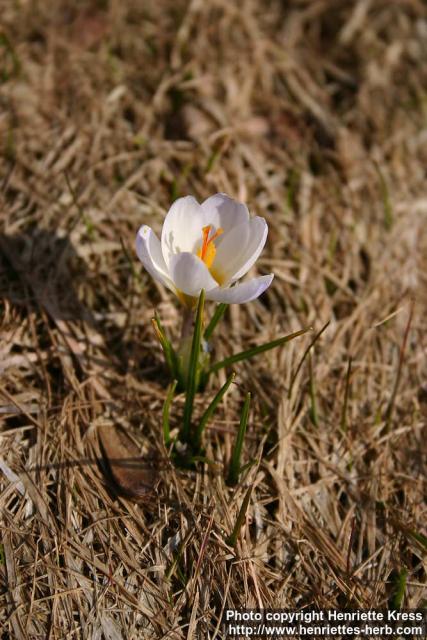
<box><xmin>1</xmin><ymin>0</ymin><xmax>426</xmax><ymax>638</ymax></box>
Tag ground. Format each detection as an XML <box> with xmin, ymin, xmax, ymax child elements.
<box><xmin>0</xmin><ymin>1</ymin><xmax>426</xmax><ymax>638</ymax></box>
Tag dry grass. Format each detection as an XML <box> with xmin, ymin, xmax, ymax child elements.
<box><xmin>1</xmin><ymin>0</ymin><xmax>427</xmax><ymax>638</ymax></box>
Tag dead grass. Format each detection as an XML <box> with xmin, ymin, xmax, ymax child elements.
<box><xmin>1</xmin><ymin>0</ymin><xmax>426</xmax><ymax>638</ymax></box>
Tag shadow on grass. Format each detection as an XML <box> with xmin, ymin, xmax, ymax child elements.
<box><xmin>0</xmin><ymin>228</ymin><xmax>167</xmax><ymax>385</ymax></box>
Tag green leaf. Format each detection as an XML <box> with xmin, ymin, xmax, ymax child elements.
<box><xmin>163</xmin><ymin>380</ymin><xmax>177</xmax><ymax>446</ymax></box>
<box><xmin>226</xmin><ymin>484</ymin><xmax>253</xmax><ymax>547</ymax></box>
<box><xmin>375</xmin><ymin>162</ymin><xmax>393</xmax><ymax>230</ymax></box>
<box><xmin>204</xmin><ymin>303</ymin><xmax>228</xmax><ymax>342</ymax></box>
<box><xmin>227</xmin><ymin>393</ymin><xmax>250</xmax><ymax>487</ymax></box>
<box><xmin>195</xmin><ymin>372</ymin><xmax>235</xmax><ymax>448</ymax></box>
<box><xmin>390</xmin><ymin>568</ymin><xmax>407</xmax><ymax>610</ymax></box>
<box><xmin>181</xmin><ymin>290</ymin><xmax>205</xmax><ymax>442</ymax></box>
<box><xmin>408</xmin><ymin>530</ymin><xmax>427</xmax><ymax>551</ymax></box>
<box><xmin>285</xmin><ymin>167</ymin><xmax>300</xmax><ymax>214</ymax></box>
<box><xmin>152</xmin><ymin>313</ymin><xmax>178</xmax><ymax>379</ymax></box>
<box><xmin>0</xmin><ymin>32</ymin><xmax>21</xmax><ymax>82</ymax></box>
<box><xmin>209</xmin><ymin>326</ymin><xmax>311</xmax><ymax>376</ymax></box>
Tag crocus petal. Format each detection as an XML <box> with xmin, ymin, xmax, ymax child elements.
<box><xmin>136</xmin><ymin>225</ymin><xmax>176</xmax><ymax>292</ymax></box>
<box><xmin>201</xmin><ymin>193</ymin><xmax>249</xmax><ymax>234</ymax></box>
<box><xmin>212</xmin><ymin>217</ymin><xmax>268</xmax><ymax>284</ymax></box>
<box><xmin>161</xmin><ymin>196</ymin><xmax>204</xmax><ymax>266</ymax></box>
<box><xmin>169</xmin><ymin>252</ymin><xmax>219</xmax><ymax>297</ymax></box>
<box><xmin>206</xmin><ymin>274</ymin><xmax>274</xmax><ymax>304</ymax></box>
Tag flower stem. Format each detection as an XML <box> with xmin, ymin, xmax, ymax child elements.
<box><xmin>181</xmin><ymin>290</ymin><xmax>205</xmax><ymax>443</ymax></box>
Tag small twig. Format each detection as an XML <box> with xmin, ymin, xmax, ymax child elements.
<box><xmin>340</xmin><ymin>356</ymin><xmax>352</xmax><ymax>433</ymax></box>
<box><xmin>288</xmin><ymin>320</ymin><xmax>330</xmax><ymax>399</ymax></box>
<box><xmin>384</xmin><ymin>299</ymin><xmax>415</xmax><ymax>431</ymax></box>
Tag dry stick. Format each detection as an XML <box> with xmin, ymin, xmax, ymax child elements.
<box><xmin>64</xmin><ymin>170</ymin><xmax>87</xmax><ymax>234</ymax></box>
<box><xmin>308</xmin><ymin>351</ymin><xmax>319</xmax><ymax>427</ymax></box>
<box><xmin>0</xmin><ymin>385</ymin><xmax>44</xmax><ymax>432</ymax></box>
<box><xmin>384</xmin><ymin>299</ymin><xmax>415</xmax><ymax>431</ymax></box>
<box><xmin>192</xmin><ymin>509</ymin><xmax>215</xmax><ymax>586</ymax></box>
<box><xmin>288</xmin><ymin>320</ymin><xmax>330</xmax><ymax>399</ymax></box>
<box><xmin>346</xmin><ymin>516</ymin><xmax>357</xmax><ymax>577</ymax></box>
<box><xmin>340</xmin><ymin>356</ymin><xmax>353</xmax><ymax>433</ymax></box>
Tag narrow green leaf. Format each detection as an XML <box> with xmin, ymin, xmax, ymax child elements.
<box><xmin>195</xmin><ymin>372</ymin><xmax>235</xmax><ymax>448</ymax></box>
<box><xmin>288</xmin><ymin>321</ymin><xmax>329</xmax><ymax>399</ymax></box>
<box><xmin>181</xmin><ymin>290</ymin><xmax>205</xmax><ymax>442</ymax></box>
<box><xmin>238</xmin><ymin>459</ymin><xmax>257</xmax><ymax>475</ymax></box>
<box><xmin>0</xmin><ymin>32</ymin><xmax>21</xmax><ymax>81</ymax></box>
<box><xmin>285</xmin><ymin>167</ymin><xmax>299</xmax><ymax>213</ymax></box>
<box><xmin>204</xmin><ymin>303</ymin><xmax>228</xmax><ymax>342</ymax></box>
<box><xmin>205</xmin><ymin>148</ymin><xmax>221</xmax><ymax>173</ymax></box>
<box><xmin>390</xmin><ymin>568</ymin><xmax>407</xmax><ymax>610</ymax></box>
<box><xmin>226</xmin><ymin>484</ymin><xmax>253</xmax><ymax>548</ymax></box>
<box><xmin>408</xmin><ymin>530</ymin><xmax>427</xmax><ymax>551</ymax></box>
<box><xmin>227</xmin><ymin>393</ymin><xmax>250</xmax><ymax>487</ymax></box>
<box><xmin>163</xmin><ymin>380</ymin><xmax>177</xmax><ymax>446</ymax></box>
<box><xmin>152</xmin><ymin>314</ymin><xmax>177</xmax><ymax>378</ymax></box>
<box><xmin>209</xmin><ymin>326</ymin><xmax>311</xmax><ymax>376</ymax></box>
<box><xmin>375</xmin><ymin>162</ymin><xmax>393</xmax><ymax>230</ymax></box>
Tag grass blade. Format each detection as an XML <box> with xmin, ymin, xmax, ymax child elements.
<box><xmin>226</xmin><ymin>393</ymin><xmax>250</xmax><ymax>487</ymax></box>
<box><xmin>195</xmin><ymin>372</ymin><xmax>235</xmax><ymax>448</ymax></box>
<box><xmin>204</xmin><ymin>303</ymin><xmax>228</xmax><ymax>342</ymax></box>
<box><xmin>390</xmin><ymin>568</ymin><xmax>407</xmax><ymax>609</ymax></box>
<box><xmin>375</xmin><ymin>162</ymin><xmax>393</xmax><ymax>230</ymax></box>
<box><xmin>181</xmin><ymin>290</ymin><xmax>205</xmax><ymax>442</ymax></box>
<box><xmin>226</xmin><ymin>484</ymin><xmax>253</xmax><ymax>547</ymax></box>
<box><xmin>152</xmin><ymin>313</ymin><xmax>177</xmax><ymax>378</ymax></box>
<box><xmin>163</xmin><ymin>380</ymin><xmax>177</xmax><ymax>446</ymax></box>
<box><xmin>209</xmin><ymin>326</ymin><xmax>311</xmax><ymax>376</ymax></box>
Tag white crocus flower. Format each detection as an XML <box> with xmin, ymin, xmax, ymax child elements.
<box><xmin>136</xmin><ymin>193</ymin><xmax>273</xmax><ymax>306</ymax></box>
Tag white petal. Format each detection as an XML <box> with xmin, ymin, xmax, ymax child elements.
<box><xmin>206</xmin><ymin>274</ymin><xmax>274</xmax><ymax>304</ymax></box>
<box><xmin>136</xmin><ymin>225</ymin><xmax>176</xmax><ymax>292</ymax></box>
<box><xmin>169</xmin><ymin>252</ymin><xmax>218</xmax><ymax>297</ymax></box>
<box><xmin>161</xmin><ymin>196</ymin><xmax>204</xmax><ymax>266</ymax></box>
<box><xmin>201</xmin><ymin>193</ymin><xmax>249</xmax><ymax>234</ymax></box>
<box><xmin>212</xmin><ymin>217</ymin><xmax>268</xmax><ymax>284</ymax></box>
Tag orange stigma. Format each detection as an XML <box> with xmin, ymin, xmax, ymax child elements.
<box><xmin>198</xmin><ymin>224</ymin><xmax>223</xmax><ymax>268</ymax></box>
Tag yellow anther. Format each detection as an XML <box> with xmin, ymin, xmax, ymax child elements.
<box><xmin>197</xmin><ymin>225</ymin><xmax>223</xmax><ymax>269</ymax></box>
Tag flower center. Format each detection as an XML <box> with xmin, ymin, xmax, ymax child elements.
<box><xmin>197</xmin><ymin>224</ymin><xmax>223</xmax><ymax>269</ymax></box>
